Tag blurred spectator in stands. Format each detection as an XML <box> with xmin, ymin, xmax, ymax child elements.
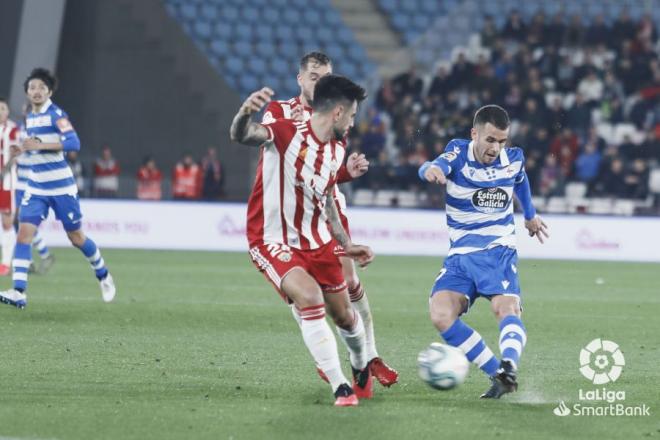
<box><xmin>376</xmin><ymin>79</ymin><xmax>396</xmax><ymax>113</ymax></box>
<box><xmin>502</xmin><ymin>9</ymin><xmax>526</xmax><ymax>42</ymax></box>
<box><xmin>640</xmin><ymin>129</ymin><xmax>660</xmax><ymax>161</ymax></box>
<box><xmin>556</xmin><ymin>54</ymin><xmax>576</xmax><ymax>92</ymax></box>
<box><xmin>545</xmin><ymin>12</ymin><xmax>566</xmax><ymax>47</ymax></box>
<box><xmin>360</xmin><ymin>110</ymin><xmax>386</xmax><ymax>159</ymax></box>
<box><xmin>66</xmin><ymin>151</ymin><xmax>85</xmax><ymax>197</ymax></box>
<box><xmin>550</xmin><ymin>128</ymin><xmax>579</xmax><ymax>163</ymax></box>
<box><xmin>521</xmin><ymin>98</ymin><xmax>546</xmax><ymax>130</ymax></box>
<box><xmin>577</xmin><ymin>70</ymin><xmax>604</xmax><ymax>104</ymax></box>
<box><xmin>428</xmin><ymin>65</ymin><xmax>452</xmax><ymax>100</ymax></box>
<box><xmin>566</xmin><ymin>93</ymin><xmax>592</xmax><ymax>136</ymax></box>
<box><xmin>480</xmin><ymin>15</ymin><xmax>498</xmax><ymax>47</ymax></box>
<box><xmin>392</xmin><ymin>67</ymin><xmax>423</xmax><ymax>101</ymax></box>
<box><xmin>565</xmin><ymin>14</ymin><xmax>586</xmax><ymax>47</ymax></box>
<box><xmin>200</xmin><ymin>147</ymin><xmax>223</xmax><ymax>200</ymax></box>
<box><xmin>623</xmin><ymin>159</ymin><xmax>649</xmax><ymax>199</ymax></box>
<box><xmin>136</xmin><ymin>156</ymin><xmax>162</xmax><ymax>200</ymax></box>
<box><xmin>547</xmin><ymin>97</ymin><xmax>566</xmax><ymax>135</ymax></box>
<box><xmin>538</xmin><ymin>155</ymin><xmax>564</xmax><ymax>197</ymax></box>
<box><xmin>618</xmin><ymin>135</ymin><xmax>638</xmax><ymax>160</ymax></box>
<box><xmin>612</xmin><ymin>10</ymin><xmax>637</xmax><ymax>47</ymax></box>
<box><xmin>448</xmin><ymin>53</ymin><xmax>474</xmax><ymax>90</ymax></box>
<box><xmin>586</xmin><ymin>14</ymin><xmax>610</xmax><ymax>47</ymax></box>
<box><xmin>584</xmin><ymin>126</ymin><xmax>607</xmax><ymax>152</ymax></box>
<box><xmin>594</xmin><ymin>157</ymin><xmax>626</xmax><ymax>198</ymax></box>
<box><xmin>172</xmin><ymin>153</ymin><xmax>201</xmax><ymax>200</ymax></box>
<box><xmin>528</xmin><ymin>127</ymin><xmax>551</xmax><ymax>156</ymax></box>
<box><xmin>93</xmin><ymin>146</ymin><xmax>120</xmax><ymax>198</ymax></box>
<box><xmin>574</xmin><ymin>142</ymin><xmax>602</xmax><ymax>184</ymax></box>
<box><xmin>503</xmin><ymin>84</ymin><xmax>523</xmax><ymax>120</ymax></box>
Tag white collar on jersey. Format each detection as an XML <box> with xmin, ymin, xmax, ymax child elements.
<box><xmin>468</xmin><ymin>140</ymin><xmax>510</xmax><ymax>166</ymax></box>
<box><xmin>33</xmin><ymin>99</ymin><xmax>53</xmax><ymax>115</ymax></box>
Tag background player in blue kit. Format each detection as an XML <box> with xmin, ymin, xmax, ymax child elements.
<box><xmin>418</xmin><ymin>105</ymin><xmax>549</xmax><ymax>399</ymax></box>
<box><xmin>0</xmin><ymin>68</ymin><xmax>116</xmax><ymax>309</ymax></box>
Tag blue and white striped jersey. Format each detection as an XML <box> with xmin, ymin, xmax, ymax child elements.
<box><xmin>15</xmin><ymin>124</ymin><xmax>29</xmax><ymax>192</ymax></box>
<box><xmin>420</xmin><ymin>138</ymin><xmax>533</xmax><ymax>256</ymax></box>
<box><xmin>24</xmin><ymin>99</ymin><xmax>80</xmax><ymax>196</ymax></box>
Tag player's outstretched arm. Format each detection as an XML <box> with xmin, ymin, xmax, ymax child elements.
<box><xmin>325</xmin><ymin>189</ymin><xmax>374</xmax><ymax>267</ymax></box>
<box><xmin>514</xmin><ymin>170</ymin><xmax>550</xmax><ymax>243</ymax></box>
<box><xmin>420</xmin><ymin>164</ymin><xmax>447</xmax><ymax>185</ymax></box>
<box><xmin>230</xmin><ymin>87</ymin><xmax>274</xmax><ymax>147</ymax></box>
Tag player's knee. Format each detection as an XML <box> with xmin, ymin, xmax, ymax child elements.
<box><xmin>344</xmin><ymin>272</ymin><xmax>360</xmax><ymax>291</ymax></box>
<box><xmin>67</xmin><ymin>230</ymin><xmax>86</xmax><ymax>247</ymax></box>
<box><xmin>430</xmin><ymin>306</ymin><xmax>457</xmax><ymax>332</ymax></box>
<box><xmin>493</xmin><ymin>300</ymin><xmax>521</xmax><ymax>320</ymax></box>
<box><xmin>331</xmin><ymin>307</ymin><xmax>354</xmax><ymax>330</ymax></box>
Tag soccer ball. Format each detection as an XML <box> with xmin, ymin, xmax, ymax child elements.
<box><xmin>418</xmin><ymin>343</ymin><xmax>469</xmax><ymax>390</ymax></box>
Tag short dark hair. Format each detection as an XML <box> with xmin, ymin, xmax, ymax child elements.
<box><xmin>24</xmin><ymin>68</ymin><xmax>57</xmax><ymax>92</ymax></box>
<box><xmin>473</xmin><ymin>104</ymin><xmax>510</xmax><ymax>130</ymax></box>
<box><xmin>312</xmin><ymin>74</ymin><xmax>367</xmax><ymax>113</ymax></box>
<box><xmin>0</xmin><ymin>97</ymin><xmax>7</xmax><ymax>104</ymax></box>
<box><xmin>300</xmin><ymin>51</ymin><xmax>332</xmax><ymax>71</ymax></box>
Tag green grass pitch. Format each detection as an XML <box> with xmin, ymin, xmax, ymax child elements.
<box><xmin>0</xmin><ymin>249</ymin><xmax>658</xmax><ymax>440</ymax></box>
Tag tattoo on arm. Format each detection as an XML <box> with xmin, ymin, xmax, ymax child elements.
<box><xmin>325</xmin><ymin>191</ymin><xmax>351</xmax><ymax>248</ymax></box>
<box><xmin>229</xmin><ymin>111</ymin><xmax>269</xmax><ymax>147</ymax></box>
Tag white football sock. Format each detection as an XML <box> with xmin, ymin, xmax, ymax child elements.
<box><xmin>350</xmin><ymin>286</ymin><xmax>379</xmax><ymax>361</ymax></box>
<box><xmin>336</xmin><ymin>309</ymin><xmax>368</xmax><ymax>371</ymax></box>
<box><xmin>299</xmin><ymin>307</ymin><xmax>348</xmax><ymax>392</ymax></box>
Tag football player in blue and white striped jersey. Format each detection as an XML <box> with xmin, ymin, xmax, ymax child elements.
<box><xmin>419</xmin><ymin>105</ymin><xmax>548</xmax><ymax>399</ymax></box>
<box><xmin>0</xmin><ymin>68</ymin><xmax>116</xmax><ymax>309</ymax></box>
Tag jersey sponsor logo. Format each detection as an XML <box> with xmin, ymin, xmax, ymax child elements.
<box><xmin>471</xmin><ymin>187</ymin><xmax>509</xmax><ymax>213</ymax></box>
<box><xmin>26</xmin><ymin>115</ymin><xmax>52</xmax><ymax>129</ymax></box>
<box><xmin>56</xmin><ymin>118</ymin><xmax>73</xmax><ymax>132</ymax></box>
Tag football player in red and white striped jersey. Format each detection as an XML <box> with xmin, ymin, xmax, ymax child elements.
<box><xmin>261</xmin><ymin>52</ymin><xmax>399</xmax><ymax>388</ymax></box>
<box><xmin>0</xmin><ymin>98</ymin><xmax>18</xmax><ymax>276</ymax></box>
<box><xmin>231</xmin><ymin>74</ymin><xmax>374</xmax><ymax>407</ymax></box>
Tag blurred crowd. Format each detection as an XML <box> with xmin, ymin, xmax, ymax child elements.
<box><xmin>349</xmin><ymin>9</ymin><xmax>659</xmax><ymax>203</ymax></box>
<box><xmin>67</xmin><ymin>146</ymin><xmax>223</xmax><ymax>201</ymax></box>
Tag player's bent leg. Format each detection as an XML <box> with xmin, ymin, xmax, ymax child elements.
<box><xmin>324</xmin><ymin>289</ymin><xmax>372</xmax><ymax>399</ymax></box>
<box><xmin>281</xmin><ymin>270</ymin><xmax>357</xmax><ymax>406</ymax></box>
<box><xmin>482</xmin><ymin>295</ymin><xmax>527</xmax><ymax>399</ymax></box>
<box><xmin>0</xmin><ymin>222</ymin><xmax>37</xmax><ymax>309</ymax></box>
<box><xmin>33</xmin><ymin>231</ymin><xmax>55</xmax><ymax>274</ymax></box>
<box><xmin>340</xmin><ymin>256</ymin><xmax>398</xmax><ymax>387</ymax></box>
<box><xmin>66</xmin><ymin>229</ymin><xmax>115</xmax><ymax>302</ymax></box>
<box><xmin>431</xmin><ymin>290</ymin><xmax>500</xmax><ymax>380</ymax></box>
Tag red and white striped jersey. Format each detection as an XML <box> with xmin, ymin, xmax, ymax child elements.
<box><xmin>0</xmin><ymin>119</ymin><xmax>19</xmax><ymax>190</ymax></box>
<box><xmin>247</xmin><ymin>118</ymin><xmax>346</xmax><ymax>250</ymax></box>
<box><xmin>262</xmin><ymin>96</ymin><xmax>311</xmax><ymax>123</ymax></box>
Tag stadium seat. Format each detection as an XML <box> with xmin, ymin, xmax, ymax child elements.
<box><xmin>353</xmin><ymin>189</ymin><xmax>375</xmax><ymax>206</ymax></box>
<box><xmin>397</xmin><ymin>191</ymin><xmax>419</xmax><ymax>208</ymax></box>
<box><xmin>219</xmin><ymin>5</ymin><xmax>239</xmax><ymax>21</ymax></box>
<box><xmin>213</xmin><ymin>21</ymin><xmax>232</xmax><ymax>39</ymax></box>
<box><xmin>209</xmin><ymin>39</ymin><xmax>230</xmax><ymax>57</ymax></box>
<box><xmin>200</xmin><ymin>4</ymin><xmax>218</xmax><ymax>21</ymax></box>
<box><xmin>565</xmin><ymin>182</ymin><xmax>588</xmax><ymax>200</ymax></box>
<box><xmin>180</xmin><ymin>4</ymin><xmax>197</xmax><ymax>20</ymax></box>
<box><xmin>588</xmin><ymin>198</ymin><xmax>614</xmax><ymax>215</ymax></box>
<box><xmin>239</xmin><ymin>74</ymin><xmax>259</xmax><ymax>92</ymax></box>
<box><xmin>193</xmin><ymin>21</ymin><xmax>212</xmax><ymax>40</ymax></box>
<box><xmin>546</xmin><ymin>197</ymin><xmax>568</xmax><ymax>213</ymax></box>
<box><xmin>247</xmin><ymin>58</ymin><xmax>267</xmax><ymax>74</ymax></box>
<box><xmin>649</xmin><ymin>169</ymin><xmax>660</xmax><ymax>194</ymax></box>
<box><xmin>254</xmin><ymin>41</ymin><xmax>274</xmax><ymax>58</ymax></box>
<box><xmin>612</xmin><ymin>200</ymin><xmax>636</xmax><ymax>216</ymax></box>
<box><xmin>375</xmin><ymin>190</ymin><xmax>398</xmax><ymax>207</ymax></box>
<box><xmin>224</xmin><ymin>57</ymin><xmax>244</xmax><ymax>75</ymax></box>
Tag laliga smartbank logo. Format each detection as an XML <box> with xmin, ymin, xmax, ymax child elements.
<box><xmin>553</xmin><ymin>339</ymin><xmax>651</xmax><ymax>417</ymax></box>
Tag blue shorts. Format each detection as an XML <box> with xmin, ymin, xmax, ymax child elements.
<box><xmin>431</xmin><ymin>246</ymin><xmax>521</xmax><ymax>313</ymax></box>
<box><xmin>15</xmin><ymin>190</ymin><xmax>25</xmax><ymax>209</ymax></box>
<box><xmin>19</xmin><ymin>192</ymin><xmax>83</xmax><ymax>231</ymax></box>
